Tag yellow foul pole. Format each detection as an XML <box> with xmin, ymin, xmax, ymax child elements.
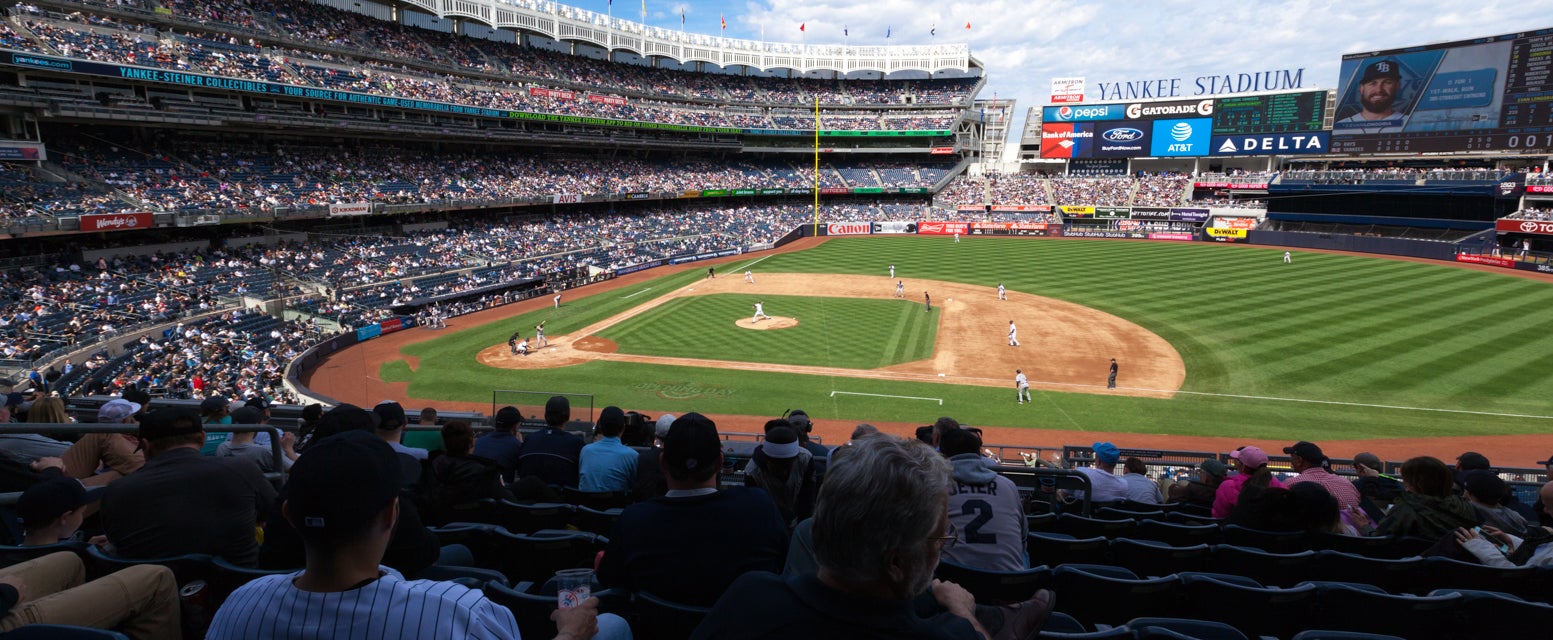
<box><xmin>813</xmin><ymin>96</ymin><xmax>820</xmax><ymax>237</ymax></box>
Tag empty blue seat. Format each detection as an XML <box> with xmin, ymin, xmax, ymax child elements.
<box><xmin>1051</xmin><ymin>564</ymin><xmax>1181</xmax><ymax>628</ymax></box>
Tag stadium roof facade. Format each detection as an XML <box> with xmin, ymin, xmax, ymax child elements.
<box><xmin>400</xmin><ymin>0</ymin><xmax>976</xmax><ymax>74</ymax></box>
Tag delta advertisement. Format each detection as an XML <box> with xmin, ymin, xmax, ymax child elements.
<box><xmin>80</xmin><ymin>212</ymin><xmax>153</xmax><ymax>232</ymax></box>
<box><xmin>1210</xmin><ymin>131</ymin><xmax>1330</xmax><ymax>156</ymax></box>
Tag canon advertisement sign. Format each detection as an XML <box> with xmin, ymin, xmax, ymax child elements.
<box><xmin>80</xmin><ymin>213</ymin><xmax>152</xmax><ymax>232</ymax></box>
<box><xmin>827</xmin><ymin>222</ymin><xmax>872</xmax><ymax>236</ymax></box>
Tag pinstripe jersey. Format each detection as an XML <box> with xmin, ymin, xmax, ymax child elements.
<box><xmin>206</xmin><ymin>568</ymin><xmax>521</xmax><ymax>639</ymax></box>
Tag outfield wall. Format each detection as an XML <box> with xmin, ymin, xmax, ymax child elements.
<box><xmin>1249</xmin><ymin>230</ymin><xmax>1458</xmax><ymax>260</ymax></box>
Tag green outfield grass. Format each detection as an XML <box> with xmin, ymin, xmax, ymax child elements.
<box><xmin>597</xmin><ymin>294</ymin><xmax>937</xmax><ymax>369</ymax></box>
<box><xmin>381</xmin><ymin>236</ymin><xmax>1553</xmax><ymax>441</ymax></box>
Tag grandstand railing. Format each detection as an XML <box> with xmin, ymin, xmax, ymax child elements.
<box><xmin>0</xmin><ymin>422</ymin><xmax>285</xmax><ymax>481</ymax></box>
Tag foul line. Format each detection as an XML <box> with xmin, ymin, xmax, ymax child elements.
<box><xmin>831</xmin><ymin>390</ymin><xmax>943</xmax><ymax>406</ymax></box>
<box><xmin>621</xmin><ymin>287</ymin><xmax>653</xmax><ymax>299</ymax></box>
<box><xmin>737</xmin><ymin>254</ymin><xmax>775</xmax><ymax>271</ymax></box>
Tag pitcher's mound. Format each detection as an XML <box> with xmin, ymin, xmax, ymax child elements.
<box><xmin>736</xmin><ymin>316</ymin><xmax>799</xmax><ymax>330</ymax></box>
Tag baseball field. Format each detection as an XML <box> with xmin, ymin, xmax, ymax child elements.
<box><xmin>305</xmin><ymin>235</ymin><xmax>1553</xmax><ymax>463</ymax></box>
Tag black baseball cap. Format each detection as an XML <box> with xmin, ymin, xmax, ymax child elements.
<box><xmin>1284</xmin><ymin>441</ymin><xmax>1327</xmax><ymax>464</ymax></box>
<box><xmin>245</xmin><ymin>396</ymin><xmax>272</xmax><ymax>410</ymax></box>
<box><xmin>596</xmin><ymin>406</ymin><xmax>625</xmax><ymax>435</ymax></box>
<box><xmin>663</xmin><ymin>413</ymin><xmax>722</xmax><ymax>478</ymax></box>
<box><xmin>1456</xmin><ymin>452</ymin><xmax>1492</xmax><ymax>471</ymax></box>
<box><xmin>17</xmin><ymin>477</ymin><xmax>92</xmax><ymax>527</ymax></box>
<box><xmin>494</xmin><ymin>406</ymin><xmax>522</xmax><ymax>429</ymax></box>
<box><xmin>373</xmin><ymin>401</ymin><xmax>406</xmax><ymax>430</ymax></box>
<box><xmin>1361</xmin><ymin>59</ymin><xmax>1402</xmax><ymax>83</ymax></box>
<box><xmin>199</xmin><ymin>396</ymin><xmax>229</xmax><ymax>414</ymax></box>
<box><xmin>284</xmin><ymin>430</ymin><xmax>402</xmax><ymax>536</ymax></box>
<box><xmin>545</xmin><ymin>396</ymin><xmax>570</xmax><ymax>426</ymax></box>
<box><xmin>138</xmin><ymin>407</ymin><xmax>204</xmax><ymax>441</ymax></box>
<box><xmin>230</xmin><ymin>406</ymin><xmax>265</xmax><ymax>425</ymax></box>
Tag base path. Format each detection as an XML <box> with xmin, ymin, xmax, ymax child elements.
<box><xmin>472</xmin><ymin>273</ymin><xmax>1185</xmax><ymax>397</ymax></box>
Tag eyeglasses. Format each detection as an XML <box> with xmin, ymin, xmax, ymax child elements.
<box><xmin>930</xmin><ymin>522</ymin><xmax>958</xmax><ymax>548</ymax></box>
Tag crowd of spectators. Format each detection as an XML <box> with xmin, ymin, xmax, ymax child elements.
<box><xmin>1507</xmin><ymin>207</ymin><xmax>1551</xmax><ymax>221</ymax></box>
<box><xmin>1283</xmin><ymin>166</ymin><xmax>1510</xmax><ymax>185</ymax></box>
<box><xmin>5</xmin><ymin>1</ymin><xmax>974</xmax><ymax>131</ymax></box>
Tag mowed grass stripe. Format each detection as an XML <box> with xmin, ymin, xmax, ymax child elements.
<box><xmin>597</xmin><ymin>294</ymin><xmax>935</xmax><ymax>370</ymax></box>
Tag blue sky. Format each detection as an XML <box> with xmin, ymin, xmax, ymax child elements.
<box><xmin>566</xmin><ymin>0</ymin><xmax>1553</xmax><ymax>147</ymax></box>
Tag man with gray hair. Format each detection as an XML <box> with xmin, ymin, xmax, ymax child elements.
<box><xmin>695</xmin><ymin>434</ymin><xmax>1054</xmax><ymax>639</ymax></box>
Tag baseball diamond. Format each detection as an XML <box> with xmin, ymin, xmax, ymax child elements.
<box><xmin>306</xmin><ymin>235</ymin><xmax>1553</xmax><ymax>458</ymax></box>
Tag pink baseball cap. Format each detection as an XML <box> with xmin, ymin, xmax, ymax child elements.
<box><xmin>1229</xmin><ymin>445</ymin><xmax>1269</xmax><ymax>469</ymax></box>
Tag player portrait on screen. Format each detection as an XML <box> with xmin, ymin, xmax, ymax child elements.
<box><xmin>1336</xmin><ymin>59</ymin><xmax>1409</xmax><ymax>134</ymax></box>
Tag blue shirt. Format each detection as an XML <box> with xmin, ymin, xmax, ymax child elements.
<box><xmin>472</xmin><ymin>431</ymin><xmax>523</xmax><ymax>483</ymax></box>
<box><xmin>578</xmin><ymin>436</ymin><xmax>638</xmax><ymax>493</ymax></box>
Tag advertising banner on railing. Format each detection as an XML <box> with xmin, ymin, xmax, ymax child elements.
<box><xmin>1193</xmin><ymin>180</ymin><xmax>1271</xmax><ymax>189</ymax></box>
<box><xmin>1063</xmin><ymin>229</ymin><xmax>1148</xmax><ymax>239</ymax></box>
<box><xmin>1058</xmin><ymin>206</ymin><xmax>1096</xmax><ymax>217</ymax></box>
<box><xmin>0</xmin><ymin>141</ymin><xmax>43</xmax><ymax>160</ymax></box>
<box><xmin>1206</xmin><ymin>227</ymin><xmax>1248</xmax><ymax>241</ymax></box>
<box><xmin>1527</xmin><ymin>185</ymin><xmax>1553</xmax><ymax>194</ymax></box>
<box><xmin>1148</xmin><ymin>232</ymin><xmax>1195</xmax><ymax>241</ymax></box>
<box><xmin>759</xmin><ymin>188</ymin><xmax>786</xmax><ymax>196</ymax></box>
<box><xmin>827</xmin><ymin>222</ymin><xmax>872</xmax><ymax>236</ymax></box>
<box><xmin>969</xmin><ymin>221</ymin><xmax>1052</xmax><ymax>236</ymax></box>
<box><xmin>355</xmin><ymin>324</ymin><xmax>382</xmax><ymax>342</ymax></box>
<box><xmin>917</xmin><ymin>221</ymin><xmax>970</xmax><ymax>236</ymax></box>
<box><xmin>616</xmin><ymin>259</ymin><xmax>664</xmax><ymax>276</ymax></box>
<box><xmin>1456</xmin><ymin>253</ymin><xmax>1517</xmax><ymax>268</ymax></box>
<box><xmin>898</xmin><ymin>188</ymin><xmax>930</xmax><ymax>195</ymax></box>
<box><xmin>872</xmin><ymin>221</ymin><xmax>916</xmax><ymax>234</ymax></box>
<box><xmin>328</xmin><ymin>202</ymin><xmax>372</xmax><ymax>217</ymax></box>
<box><xmin>379</xmin><ymin>317</ymin><xmax>405</xmax><ymax>335</ymax></box>
<box><xmin>1131</xmin><ymin>207</ymin><xmax>1172</xmax><ymax>221</ymax></box>
<box><xmin>80</xmin><ymin>212</ymin><xmax>153</xmax><ymax>232</ymax></box>
<box><xmin>1095</xmin><ymin>206</ymin><xmax>1130</xmax><ymax>219</ymax></box>
<box><xmin>1169</xmin><ymin>208</ymin><xmax>1210</xmax><ymax>222</ymax></box>
<box><xmin>700</xmin><ymin>189</ymin><xmax>729</xmax><ymax>197</ymax></box>
<box><xmin>529</xmin><ymin>87</ymin><xmax>576</xmax><ymax>100</ymax></box>
<box><xmin>553</xmin><ymin>194</ymin><xmax>582</xmax><ymax>204</ymax></box>
<box><xmin>733</xmin><ymin>189</ymin><xmax>756</xmax><ymax>196</ymax></box>
<box><xmin>587</xmin><ymin>94</ymin><xmax>627</xmax><ymax>106</ymax></box>
<box><xmin>820</xmin><ymin>188</ymin><xmax>850</xmax><ymax>195</ymax></box>
<box><xmin>1497</xmin><ymin>219</ymin><xmax>1553</xmax><ymax>235</ymax></box>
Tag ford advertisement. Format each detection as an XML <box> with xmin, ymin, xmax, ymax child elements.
<box><xmin>1093</xmin><ymin>122</ymin><xmax>1150</xmax><ymax>157</ymax></box>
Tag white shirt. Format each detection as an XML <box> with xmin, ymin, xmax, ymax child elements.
<box><xmin>206</xmin><ymin>569</ymin><xmax>520</xmax><ymax>639</ymax></box>
<box><xmin>1015</xmin><ymin>372</ymin><xmax>1028</xmax><ymax>388</ymax></box>
<box><xmin>1072</xmin><ymin>466</ymin><xmax>1131</xmax><ymax>503</ymax></box>
<box><xmin>1009</xmin><ymin>323</ymin><xmax>1018</xmax><ymax>337</ymax></box>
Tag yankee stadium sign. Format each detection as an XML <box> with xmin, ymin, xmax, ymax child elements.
<box><xmin>1093</xmin><ymin>68</ymin><xmax>1306</xmax><ymax>100</ymax></box>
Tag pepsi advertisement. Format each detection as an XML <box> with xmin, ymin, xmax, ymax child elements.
<box><xmin>1042</xmin><ymin>103</ymin><xmax>1125</xmax><ymax>123</ymax></box>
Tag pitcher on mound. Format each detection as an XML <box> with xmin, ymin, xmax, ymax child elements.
<box><xmin>752</xmin><ymin>302</ymin><xmax>771</xmax><ymax>323</ymax></box>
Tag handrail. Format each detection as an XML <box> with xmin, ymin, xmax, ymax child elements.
<box><xmin>0</xmin><ymin>423</ymin><xmax>284</xmax><ymax>476</ymax></box>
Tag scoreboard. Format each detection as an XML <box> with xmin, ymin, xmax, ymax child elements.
<box><xmin>1332</xmin><ymin>27</ymin><xmax>1553</xmax><ymax>154</ymax></box>
<box><xmin>1212</xmin><ymin>91</ymin><xmax>1327</xmax><ymax>135</ymax></box>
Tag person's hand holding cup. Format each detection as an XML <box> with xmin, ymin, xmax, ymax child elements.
<box><xmin>554</xmin><ymin>568</ymin><xmax>593</xmax><ymax>610</ymax></box>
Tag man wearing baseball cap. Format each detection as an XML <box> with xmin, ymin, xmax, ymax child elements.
<box><xmin>1284</xmin><ymin>441</ymin><xmax>1361</xmax><ymax>511</ymax></box>
<box><xmin>473</xmin><ymin>406</ymin><xmax>524</xmax><ymax>483</ymax></box>
<box><xmin>1066</xmin><ymin>442</ymin><xmax>1130</xmax><ymax>504</ymax></box>
<box><xmin>1339</xmin><ymin>58</ymin><xmax>1406</xmax><ymax>133</ymax></box>
<box><xmin>515</xmin><ymin>396</ymin><xmax>584</xmax><ymax>487</ymax></box>
<box><xmin>50</xmin><ymin>397</ymin><xmax>145</xmax><ymax>487</ymax></box>
<box><xmin>100</xmin><ymin>407</ymin><xmax>276</xmax><ymax>565</ymax></box>
<box><xmin>207</xmin><ymin>429</ymin><xmax>617</xmax><ymax>639</ymax></box>
<box><xmin>599</xmin><ymin>413</ymin><xmax>788</xmax><ymax>607</ymax></box>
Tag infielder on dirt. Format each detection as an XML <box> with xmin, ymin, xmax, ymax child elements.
<box><xmin>889</xmin><ymin>264</ymin><xmax>895</xmax><ymax>279</ymax></box>
<box><xmin>1016</xmin><ymin>369</ymin><xmax>1031</xmax><ymax>404</ymax></box>
<box><xmin>745</xmin><ymin>270</ymin><xmax>755</xmax><ymax>283</ymax></box>
<box><xmin>997</xmin><ymin>283</ymin><xmax>1007</xmax><ymax>300</ymax></box>
<box><xmin>895</xmin><ymin>280</ymin><xmax>905</xmax><ymax>298</ymax></box>
<box><xmin>752</xmin><ymin>302</ymin><xmax>771</xmax><ymax>323</ymax></box>
<box><xmin>1008</xmin><ymin>320</ymin><xmax>1020</xmax><ymax>347</ymax></box>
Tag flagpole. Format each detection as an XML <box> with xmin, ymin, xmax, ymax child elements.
<box><xmin>813</xmin><ymin>95</ymin><xmax>820</xmax><ymax>238</ymax></box>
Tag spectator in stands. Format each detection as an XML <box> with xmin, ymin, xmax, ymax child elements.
<box><xmin>930</xmin><ymin>416</ymin><xmax>960</xmax><ymax>449</ymax></box>
<box><xmin>696</xmin><ymin>433</ymin><xmax>1054</xmax><ymax>639</ymax></box>
<box><xmin>259</xmin><ymin>404</ymin><xmax>439</xmax><ymax>576</ymax></box>
<box><xmin>1121</xmin><ymin>457</ymin><xmax>1163</xmax><ymax>504</ymax></box>
<box><xmin>295</xmin><ymin>403</ymin><xmax>323</xmax><ymax>449</ymax></box>
<box><xmin>1167</xmin><ymin>459</ymin><xmax>1228</xmax><ymax>509</ymax></box>
<box><xmin>401</xmin><ymin>406</ymin><xmax>442</xmax><ymax>453</ymax></box>
<box><xmin>17</xmin><ymin>476</ymin><xmax>94</xmax><ymax>547</ymax></box>
<box><xmin>744</xmin><ymin>424</ymin><xmax>818</xmax><ymax>526</ymax></box>
<box><xmin>199</xmin><ymin>395</ymin><xmax>232</xmax><ymax>455</ymax></box>
<box><xmin>207</xmin><ymin>430</ymin><xmax>613</xmax><ymax>639</ymax></box>
<box><xmin>0</xmin><ymin>549</ymin><xmax>180</xmax><ymax>639</ymax></box>
<box><xmin>786</xmin><ymin>409</ymin><xmax>829</xmax><ymax>472</ymax></box>
<box><xmin>1230</xmin><ymin>482</ymin><xmax>1358</xmax><ymax>535</ymax></box>
<box><xmin>426</xmin><ymin>420</ymin><xmax>511</xmax><ymax>526</ymax></box>
<box><xmin>373</xmin><ymin>400</ymin><xmax>426</xmax><ymax>461</ymax></box>
<box><xmin>619</xmin><ymin>412</ymin><xmax>666</xmax><ymax>500</ymax></box>
<box><xmin>99</xmin><ymin>407</ymin><xmax>276</xmax><ymax>566</ymax></box>
<box><xmin>1065</xmin><ymin>442</ymin><xmax>1129</xmax><ymax>504</ymax></box>
<box><xmin>940</xmin><ymin>427</ymin><xmax>1027</xmax><ymax>572</ymax></box>
<box><xmin>1350</xmin><ymin>452</ymin><xmax>1404</xmax><ymax>506</ymax></box>
<box><xmin>577</xmin><ymin>406</ymin><xmax>637</xmax><ymax>493</ymax></box>
<box><xmin>1</xmin><ymin>397</ymin><xmax>145</xmax><ymax>487</ymax></box>
<box><xmin>1213</xmin><ymin>446</ymin><xmax>1284</xmax><ymax>519</ymax></box>
<box><xmin>1359</xmin><ymin>456</ymin><xmax>1479</xmax><ymax>540</ymax></box>
<box><xmin>216</xmin><ymin>406</ymin><xmax>296</xmax><ymax>472</ymax></box>
<box><xmin>515</xmin><ymin>396</ymin><xmax>583</xmax><ymax>488</ymax></box>
<box><xmin>1462</xmin><ymin>472</ymin><xmax>1530</xmax><ymax>537</ymax></box>
<box><xmin>1454</xmin><ymin>480</ymin><xmax>1553</xmax><ymax>568</ymax></box>
<box><xmin>1283</xmin><ymin>441</ymin><xmax>1361</xmax><ymax>511</ymax></box>
<box><xmin>472</xmin><ymin>405</ymin><xmax>523</xmax><ymax>483</ymax></box>
<box><xmin>598</xmin><ymin>412</ymin><xmax>787</xmax><ymax>607</ymax></box>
